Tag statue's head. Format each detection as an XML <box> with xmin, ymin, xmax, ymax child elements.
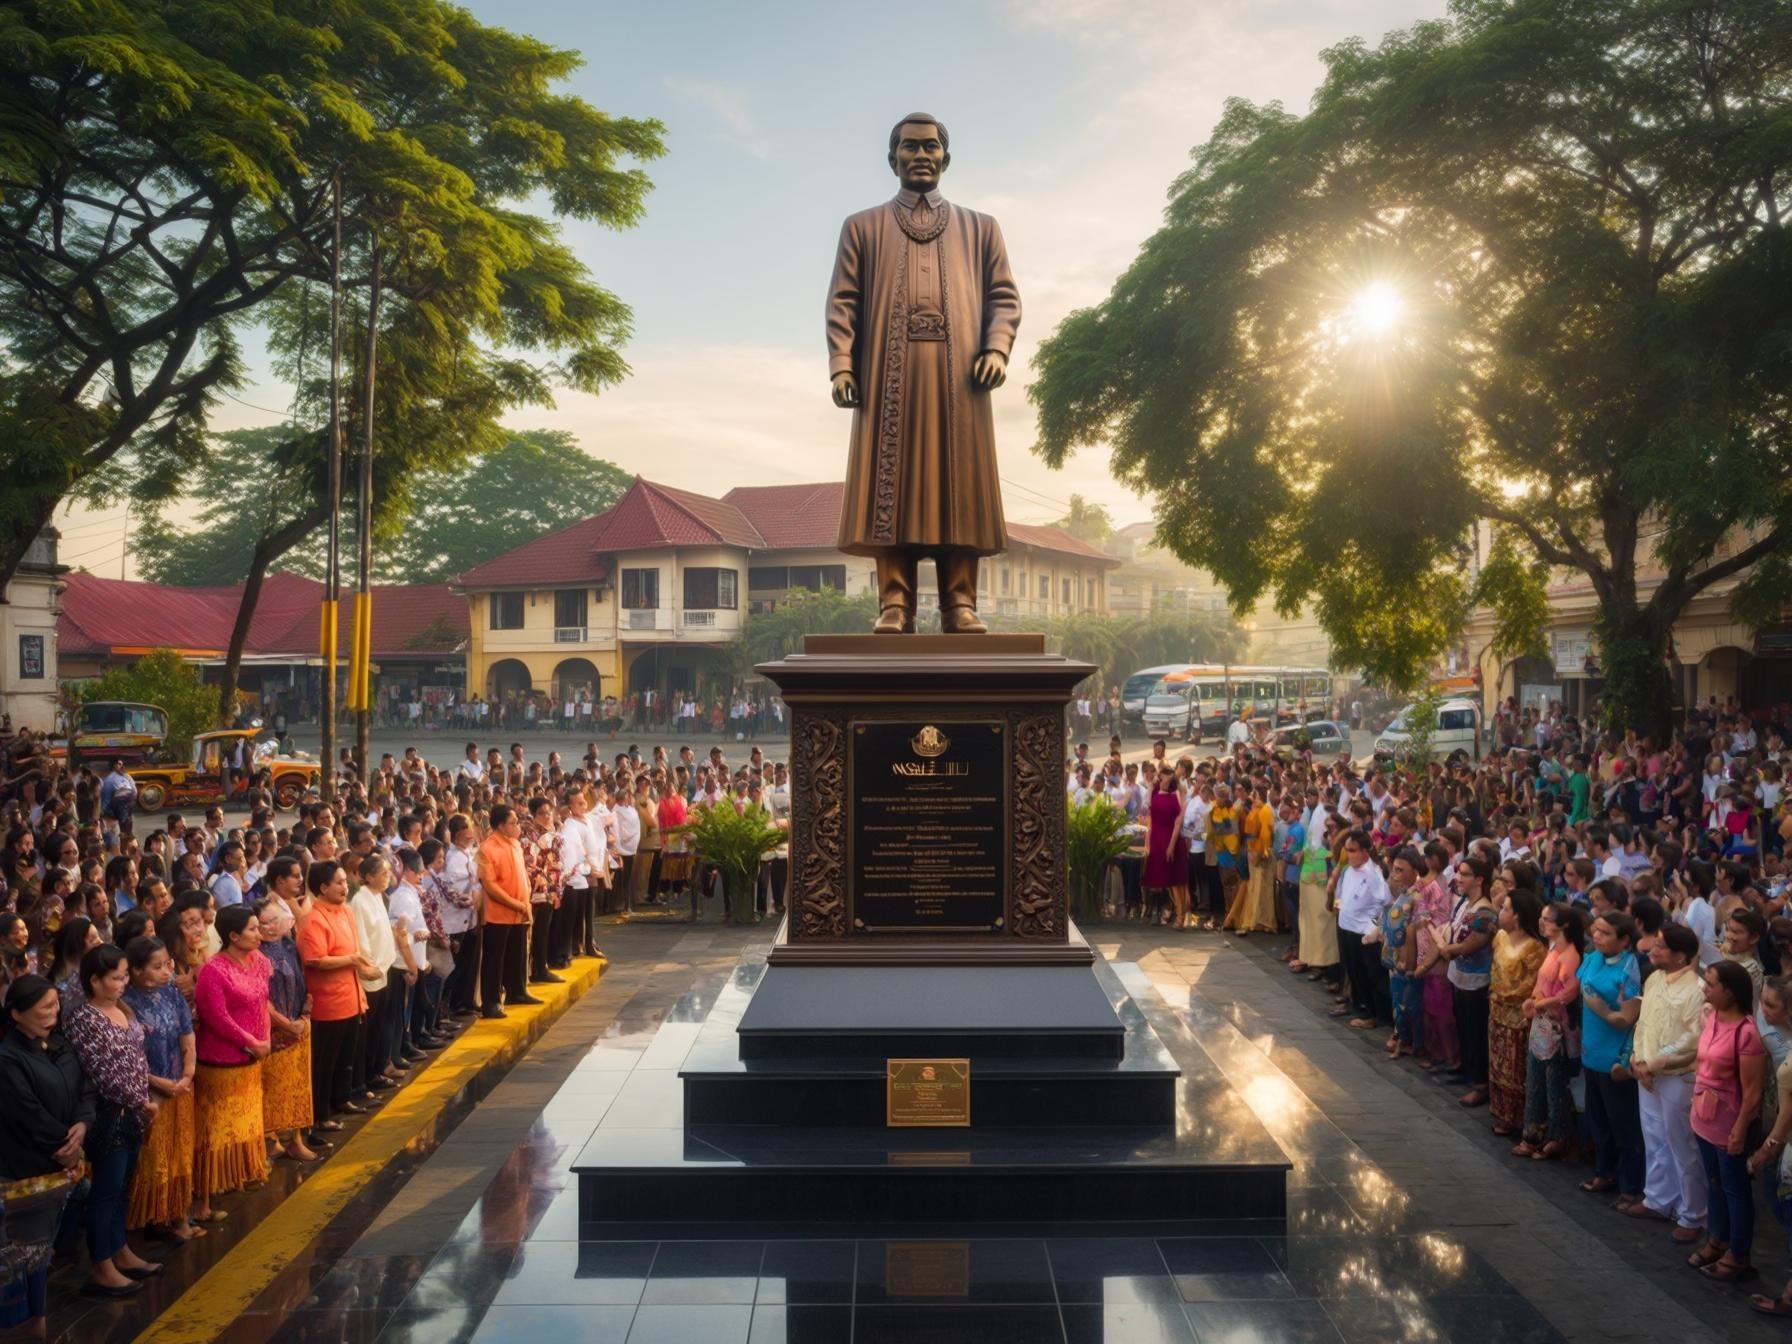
<box><xmin>888</xmin><ymin>113</ymin><xmax>950</xmax><ymax>193</ymax></box>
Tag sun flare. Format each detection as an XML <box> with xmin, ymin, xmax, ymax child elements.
<box><xmin>1347</xmin><ymin>282</ymin><xmax>1403</xmax><ymax>336</ymax></box>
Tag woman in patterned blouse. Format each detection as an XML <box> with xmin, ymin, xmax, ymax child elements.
<box><xmin>62</xmin><ymin>944</ymin><xmax>162</xmax><ymax>1296</ymax></box>
<box><xmin>121</xmin><ymin>934</ymin><xmax>200</xmax><ymax>1241</ymax></box>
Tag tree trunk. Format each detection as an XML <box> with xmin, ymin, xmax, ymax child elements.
<box><xmin>217</xmin><ymin>505</ymin><xmax>332</xmax><ymax>727</ymax></box>
<box><xmin>1592</xmin><ymin>601</ymin><xmax>1674</xmax><ymax>744</ymax></box>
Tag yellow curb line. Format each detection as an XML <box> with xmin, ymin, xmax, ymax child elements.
<box><xmin>135</xmin><ymin>955</ymin><xmax>608</xmax><ymax>1344</ymax></box>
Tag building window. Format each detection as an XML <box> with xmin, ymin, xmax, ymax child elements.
<box><xmin>1062</xmin><ymin>578</ymin><xmax>1072</xmax><ymax>605</ymax></box>
<box><xmin>489</xmin><ymin>592</ymin><xmax>524</xmax><ymax>630</ymax></box>
<box><xmin>1038</xmin><ymin>575</ymin><xmax>1049</xmax><ymax>600</ymax></box>
<box><xmin>17</xmin><ymin>634</ymin><xmax>44</xmax><ymax>680</ymax></box>
<box><xmin>684</xmin><ymin>567</ymin><xmax>738</xmax><ymax>610</ymax></box>
<box><xmin>1086</xmin><ymin>579</ymin><xmax>1096</xmax><ymax>606</ymax></box>
<box><xmin>748</xmin><ymin>566</ymin><xmax>788</xmax><ymax>591</ymax></box>
<box><xmin>621</xmin><ymin>568</ymin><xmax>659</xmax><ymax>609</ymax></box>
<box><xmin>790</xmin><ymin>564</ymin><xmax>846</xmax><ymax>592</ymax></box>
<box><xmin>553</xmin><ymin>589</ymin><xmax>588</xmax><ymax>630</ymax></box>
<box><xmin>1000</xmin><ymin>568</ymin><xmax>1011</xmax><ymax>595</ymax></box>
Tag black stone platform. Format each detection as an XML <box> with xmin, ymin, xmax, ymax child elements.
<box><xmin>571</xmin><ymin>943</ymin><xmax>1290</xmax><ymax>1230</ymax></box>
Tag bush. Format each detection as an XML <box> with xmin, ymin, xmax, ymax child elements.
<box><xmin>671</xmin><ymin>801</ymin><xmax>786</xmax><ymax>925</ymax></box>
<box><xmin>65</xmin><ymin>648</ymin><xmax>220</xmax><ymax>759</ymax></box>
<box><xmin>1067</xmin><ymin>795</ymin><xmax>1134</xmax><ymax>925</ymax></box>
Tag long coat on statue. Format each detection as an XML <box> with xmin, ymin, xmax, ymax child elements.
<box><xmin>827</xmin><ymin>188</ymin><xmax>1021</xmax><ymax>558</ymax></box>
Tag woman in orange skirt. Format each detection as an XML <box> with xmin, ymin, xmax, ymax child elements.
<box><xmin>256</xmin><ymin>895</ymin><xmax>317</xmax><ymax>1161</ymax></box>
<box><xmin>192</xmin><ymin>906</ymin><xmax>274</xmax><ymax>1217</ymax></box>
<box><xmin>122</xmin><ymin>934</ymin><xmax>200</xmax><ymax>1238</ymax></box>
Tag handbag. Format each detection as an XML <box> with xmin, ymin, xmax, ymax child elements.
<box><xmin>425</xmin><ymin>943</ymin><xmax>454</xmax><ymax>978</ymax></box>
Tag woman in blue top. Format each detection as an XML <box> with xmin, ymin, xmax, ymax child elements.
<box><xmin>121</xmin><ymin>934</ymin><xmax>198</xmax><ymax>1240</ymax></box>
<box><xmin>1579</xmin><ymin>910</ymin><xmax>1646</xmax><ymax>1207</ymax></box>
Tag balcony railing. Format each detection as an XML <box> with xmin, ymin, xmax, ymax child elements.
<box><xmin>627</xmin><ymin>608</ymin><xmax>658</xmax><ymax>630</ymax></box>
<box><xmin>683</xmin><ymin>610</ymin><xmax>717</xmax><ymax>627</ymax></box>
<box><xmin>553</xmin><ymin>626</ymin><xmax>588</xmax><ymax>643</ymax></box>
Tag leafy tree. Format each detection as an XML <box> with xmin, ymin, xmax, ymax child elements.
<box><xmin>136</xmin><ymin>428</ymin><xmax>628</xmax><ymax>587</ymax></box>
<box><xmin>135</xmin><ymin>427</ymin><xmax>329</xmax><ymax>585</ymax></box>
<box><xmin>0</xmin><ymin>0</ymin><xmax>664</xmax><ymax>596</ymax></box>
<box><xmin>384</xmin><ymin>431</ymin><xmax>630</xmax><ymax>584</ymax></box>
<box><xmin>66</xmin><ymin>648</ymin><xmax>218</xmax><ymax>760</ymax></box>
<box><xmin>738</xmin><ymin>587</ymin><xmax>882</xmax><ymax>667</ymax></box>
<box><xmin>1029</xmin><ymin>0</ymin><xmax>1792</xmax><ymax>740</ymax></box>
<box><xmin>1052</xmin><ymin>495</ymin><xmax>1115</xmax><ymax>545</ymax></box>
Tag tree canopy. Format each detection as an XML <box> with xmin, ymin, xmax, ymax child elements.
<box><xmin>134</xmin><ymin>428</ymin><xmax>627</xmax><ymax>587</ymax></box>
<box><xmin>0</xmin><ymin>0</ymin><xmax>663</xmax><ymax>592</ymax></box>
<box><xmin>1052</xmin><ymin>495</ymin><xmax>1116</xmax><ymax>544</ymax></box>
<box><xmin>1029</xmin><ymin>0</ymin><xmax>1791</xmax><ymax>736</ymax></box>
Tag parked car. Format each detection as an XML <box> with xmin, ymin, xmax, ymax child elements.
<box><xmin>1269</xmin><ymin>719</ymin><xmax>1350</xmax><ymax>761</ymax></box>
<box><xmin>1373</xmin><ymin>698</ymin><xmax>1483</xmax><ymax>765</ymax></box>
<box><xmin>132</xmin><ymin>729</ymin><xmax>320</xmax><ymax>812</ymax></box>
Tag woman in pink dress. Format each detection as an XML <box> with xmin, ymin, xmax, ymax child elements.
<box><xmin>192</xmin><ymin>904</ymin><xmax>273</xmax><ymax>1216</ymax></box>
<box><xmin>1142</xmin><ymin>771</ymin><xmax>1189</xmax><ymax>928</ymax></box>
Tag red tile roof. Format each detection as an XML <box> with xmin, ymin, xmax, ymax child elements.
<box><xmin>59</xmin><ymin>571</ymin><xmax>467</xmax><ymax>660</ymax></box>
<box><xmin>589</xmin><ymin>479</ymin><xmax>764</xmax><ymax>552</ymax></box>
<box><xmin>454</xmin><ymin>478</ymin><xmax>1120</xmax><ymax>590</ymax></box>
<box><xmin>722</xmin><ymin>483</ymin><xmax>844</xmax><ymax>549</ymax></box>
<box><xmin>1004</xmin><ymin>522</ymin><xmax>1120</xmax><ymax>565</ymax></box>
<box><xmin>455</xmin><ymin>509</ymin><xmax>614</xmax><ymax>588</ymax></box>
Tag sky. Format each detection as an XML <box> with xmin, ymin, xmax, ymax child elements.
<box><xmin>56</xmin><ymin>0</ymin><xmax>1450</xmax><ymax>578</ymax></box>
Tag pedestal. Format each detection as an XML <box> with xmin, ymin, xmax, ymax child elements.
<box><xmin>572</xmin><ymin>635</ymin><xmax>1289</xmax><ymax>1228</ymax></box>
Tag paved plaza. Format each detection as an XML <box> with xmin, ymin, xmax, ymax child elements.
<box><xmin>61</xmin><ymin>919</ymin><xmax>1751</xmax><ymax>1344</ymax></box>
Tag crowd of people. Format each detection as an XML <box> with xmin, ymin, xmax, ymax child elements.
<box><xmin>0</xmin><ymin>731</ymin><xmax>795</xmax><ymax>1333</ymax></box>
<box><xmin>1089</xmin><ymin>694</ymin><xmax>1792</xmax><ymax>1316</ymax></box>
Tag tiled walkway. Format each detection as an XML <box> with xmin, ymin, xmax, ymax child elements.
<box><xmin>241</xmin><ymin>923</ymin><xmax>1734</xmax><ymax>1343</ymax></box>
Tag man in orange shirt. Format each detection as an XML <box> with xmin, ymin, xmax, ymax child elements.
<box><xmin>477</xmin><ymin>805</ymin><xmax>539</xmax><ymax>1019</ymax></box>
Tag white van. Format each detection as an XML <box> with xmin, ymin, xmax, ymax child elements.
<box><xmin>1373</xmin><ymin>697</ymin><xmax>1483</xmax><ymax>765</ymax></box>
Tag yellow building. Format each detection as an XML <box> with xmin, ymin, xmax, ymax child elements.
<box><xmin>1463</xmin><ymin>524</ymin><xmax>1792</xmax><ymax>718</ymax></box>
<box><xmin>456</xmin><ymin>478</ymin><xmax>1117</xmax><ymax>703</ymax></box>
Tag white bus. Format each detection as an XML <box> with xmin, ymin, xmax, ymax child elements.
<box><xmin>1143</xmin><ymin>666</ymin><xmax>1333</xmax><ymax>742</ymax></box>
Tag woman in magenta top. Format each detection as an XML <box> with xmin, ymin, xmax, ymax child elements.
<box><xmin>1687</xmin><ymin>959</ymin><xmax>1767</xmax><ymax>1284</ymax></box>
<box><xmin>191</xmin><ymin>905</ymin><xmax>272</xmax><ymax>1214</ymax></box>
<box><xmin>1142</xmin><ymin>770</ymin><xmax>1188</xmax><ymax>927</ymax></box>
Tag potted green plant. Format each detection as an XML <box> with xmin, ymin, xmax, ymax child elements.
<box><xmin>671</xmin><ymin>801</ymin><xmax>786</xmax><ymax>925</ymax></box>
<box><xmin>1066</xmin><ymin>795</ymin><xmax>1133</xmax><ymax>925</ymax></box>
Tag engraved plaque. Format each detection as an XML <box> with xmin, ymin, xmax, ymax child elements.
<box><xmin>850</xmin><ymin>720</ymin><xmax>1006</xmax><ymax>933</ymax></box>
<box><xmin>885</xmin><ymin>1241</ymin><xmax>971</xmax><ymax>1295</ymax></box>
<box><xmin>886</xmin><ymin>1058</ymin><xmax>971</xmax><ymax>1128</ymax></box>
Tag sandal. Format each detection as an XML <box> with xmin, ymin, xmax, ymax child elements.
<box><xmin>1701</xmin><ymin>1258</ymin><xmax>1758</xmax><ymax>1283</ymax></box>
<box><xmin>1457</xmin><ymin>1088</ymin><xmax>1487</xmax><ymax>1107</ymax></box>
<box><xmin>1624</xmin><ymin>1203</ymin><xmax>1669</xmax><ymax>1221</ymax></box>
<box><xmin>1532</xmin><ymin>1140</ymin><xmax>1567</xmax><ymax>1162</ymax></box>
<box><xmin>1510</xmin><ymin>1141</ymin><xmax>1536</xmax><ymax>1158</ymax></box>
<box><xmin>190</xmin><ymin>1210</ymin><xmax>227</xmax><ymax>1226</ymax></box>
<box><xmin>1328</xmin><ymin>1004</ymin><xmax>1352</xmax><ymax>1017</ymax></box>
<box><xmin>1578</xmin><ymin>1177</ymin><xmax>1616</xmax><ymax>1194</ymax></box>
<box><xmin>1687</xmin><ymin>1243</ymin><xmax>1727</xmax><ymax>1269</ymax></box>
<box><xmin>1749</xmin><ymin>1293</ymin><xmax>1792</xmax><ymax>1317</ymax></box>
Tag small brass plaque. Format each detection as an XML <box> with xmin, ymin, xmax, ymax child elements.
<box><xmin>885</xmin><ymin>1241</ymin><xmax>970</xmax><ymax>1296</ymax></box>
<box><xmin>886</xmin><ymin>1058</ymin><xmax>970</xmax><ymax>1127</ymax></box>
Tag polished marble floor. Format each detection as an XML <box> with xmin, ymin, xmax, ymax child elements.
<box><xmin>243</xmin><ymin>931</ymin><xmax>1576</xmax><ymax>1344</ymax></box>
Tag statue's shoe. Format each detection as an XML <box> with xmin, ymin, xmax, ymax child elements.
<box><xmin>872</xmin><ymin>605</ymin><xmax>915</xmax><ymax>634</ymax></box>
<box><xmin>939</xmin><ymin>605</ymin><xmax>987</xmax><ymax>634</ymax></box>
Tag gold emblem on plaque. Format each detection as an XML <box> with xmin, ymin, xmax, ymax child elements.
<box><xmin>910</xmin><ymin>725</ymin><xmax>950</xmax><ymax>757</ymax></box>
<box><xmin>887</xmin><ymin>1058</ymin><xmax>970</xmax><ymax>1127</ymax></box>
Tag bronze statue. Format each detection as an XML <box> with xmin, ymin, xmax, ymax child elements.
<box><xmin>827</xmin><ymin>113</ymin><xmax>1021</xmax><ymax>634</ymax></box>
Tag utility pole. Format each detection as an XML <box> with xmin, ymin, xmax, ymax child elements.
<box><xmin>350</xmin><ymin>241</ymin><xmax>382</xmax><ymax>783</ymax></box>
<box><xmin>320</xmin><ymin>174</ymin><xmax>342</xmax><ymax>804</ymax></box>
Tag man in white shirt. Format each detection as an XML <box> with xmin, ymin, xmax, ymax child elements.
<box><xmin>440</xmin><ymin>816</ymin><xmax>482</xmax><ymax>1015</ymax></box>
<box><xmin>557</xmin><ymin>787</ymin><xmax>607</xmax><ymax>966</ymax></box>
<box><xmin>1226</xmin><ymin>714</ymin><xmax>1251</xmax><ymax>749</ymax></box>
<box><xmin>457</xmin><ymin>743</ymin><xmax>485</xmax><ymax>784</ymax></box>
<box><xmin>1333</xmin><ymin>828</ymin><xmax>1392</xmax><ymax>1030</ymax></box>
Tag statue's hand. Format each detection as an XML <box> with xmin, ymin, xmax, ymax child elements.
<box><xmin>831</xmin><ymin>371</ymin><xmax>860</xmax><ymax>409</ymax></box>
<box><xmin>972</xmin><ymin>350</ymin><xmax>1008</xmax><ymax>390</ymax></box>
